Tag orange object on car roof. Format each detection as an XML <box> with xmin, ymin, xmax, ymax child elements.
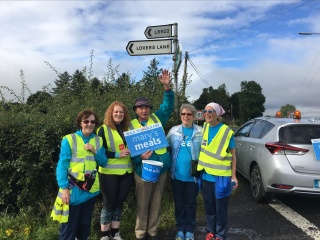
<box><xmin>276</xmin><ymin>111</ymin><xmax>282</xmax><ymax>118</ymax></box>
<box><xmin>293</xmin><ymin>110</ymin><xmax>301</xmax><ymax>119</ymax></box>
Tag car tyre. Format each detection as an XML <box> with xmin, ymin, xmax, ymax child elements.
<box><xmin>250</xmin><ymin>164</ymin><xmax>269</xmax><ymax>203</ymax></box>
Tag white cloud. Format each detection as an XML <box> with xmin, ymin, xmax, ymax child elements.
<box><xmin>0</xmin><ymin>0</ymin><xmax>319</xmax><ymax>119</ymax></box>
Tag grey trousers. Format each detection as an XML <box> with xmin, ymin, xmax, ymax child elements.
<box><xmin>134</xmin><ymin>172</ymin><xmax>167</xmax><ymax>238</ymax></box>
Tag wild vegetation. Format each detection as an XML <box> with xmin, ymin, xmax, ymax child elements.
<box><xmin>0</xmin><ymin>54</ymin><xmax>265</xmax><ymax>239</ymax></box>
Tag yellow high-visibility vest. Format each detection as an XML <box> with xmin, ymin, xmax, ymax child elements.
<box><xmin>51</xmin><ymin>133</ymin><xmax>102</xmax><ymax>223</ymax></box>
<box><xmin>98</xmin><ymin>125</ymin><xmax>133</xmax><ymax>174</ymax></box>
<box><xmin>51</xmin><ymin>188</ymin><xmax>69</xmax><ymax>223</ymax></box>
<box><xmin>197</xmin><ymin>123</ymin><xmax>233</xmax><ymax>176</ymax></box>
<box><xmin>129</xmin><ymin>113</ymin><xmax>167</xmax><ymax>155</ymax></box>
<box><xmin>66</xmin><ymin>133</ymin><xmax>102</xmax><ymax>193</ymax></box>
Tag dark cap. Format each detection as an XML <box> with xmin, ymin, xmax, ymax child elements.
<box><xmin>133</xmin><ymin>97</ymin><xmax>153</xmax><ymax>110</ymax></box>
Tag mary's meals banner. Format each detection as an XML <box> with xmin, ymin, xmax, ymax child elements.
<box><xmin>124</xmin><ymin>123</ymin><xmax>168</xmax><ymax>157</ymax></box>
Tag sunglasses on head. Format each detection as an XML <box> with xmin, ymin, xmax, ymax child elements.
<box><xmin>82</xmin><ymin>120</ymin><xmax>96</xmax><ymax>124</ymax></box>
<box><xmin>203</xmin><ymin>109</ymin><xmax>216</xmax><ymax>114</ymax></box>
<box><xmin>181</xmin><ymin>113</ymin><xmax>193</xmax><ymax>116</ymax></box>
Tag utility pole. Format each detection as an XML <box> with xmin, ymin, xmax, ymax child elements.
<box><xmin>172</xmin><ymin>23</ymin><xmax>182</xmax><ymax>122</ymax></box>
<box><xmin>182</xmin><ymin>51</ymin><xmax>188</xmax><ymax>99</ymax></box>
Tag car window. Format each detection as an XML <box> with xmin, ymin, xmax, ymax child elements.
<box><xmin>235</xmin><ymin>122</ymin><xmax>255</xmax><ymax>137</ymax></box>
<box><xmin>279</xmin><ymin>125</ymin><xmax>320</xmax><ymax>144</ymax></box>
<box><xmin>249</xmin><ymin>120</ymin><xmax>274</xmax><ymax>139</ymax></box>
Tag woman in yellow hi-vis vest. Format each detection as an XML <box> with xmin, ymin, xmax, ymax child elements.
<box><xmin>51</xmin><ymin>109</ymin><xmax>108</xmax><ymax>240</ymax></box>
<box><xmin>197</xmin><ymin>103</ymin><xmax>238</xmax><ymax>240</ymax></box>
<box><xmin>97</xmin><ymin>101</ymin><xmax>133</xmax><ymax>240</ymax></box>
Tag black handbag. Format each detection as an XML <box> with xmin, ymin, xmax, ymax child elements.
<box><xmin>68</xmin><ymin>173</ymin><xmax>95</xmax><ymax>191</ymax></box>
<box><xmin>191</xmin><ymin>160</ymin><xmax>201</xmax><ymax>178</ymax></box>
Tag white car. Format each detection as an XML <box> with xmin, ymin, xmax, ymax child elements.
<box><xmin>234</xmin><ymin>117</ymin><xmax>320</xmax><ymax>202</ymax></box>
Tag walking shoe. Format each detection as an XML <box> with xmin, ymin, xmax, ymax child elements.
<box><xmin>175</xmin><ymin>231</ymin><xmax>185</xmax><ymax>240</ymax></box>
<box><xmin>185</xmin><ymin>232</ymin><xmax>194</xmax><ymax>240</ymax></box>
<box><xmin>100</xmin><ymin>236</ymin><xmax>110</xmax><ymax>240</ymax></box>
<box><xmin>112</xmin><ymin>232</ymin><xmax>124</xmax><ymax>240</ymax></box>
<box><xmin>205</xmin><ymin>232</ymin><xmax>215</xmax><ymax>240</ymax></box>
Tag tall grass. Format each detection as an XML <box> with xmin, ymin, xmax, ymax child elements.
<box><xmin>0</xmin><ymin>177</ymin><xmax>207</xmax><ymax>239</ymax></box>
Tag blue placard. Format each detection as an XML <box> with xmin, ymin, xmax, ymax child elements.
<box><xmin>311</xmin><ymin>139</ymin><xmax>320</xmax><ymax>161</ymax></box>
<box><xmin>124</xmin><ymin>123</ymin><xmax>168</xmax><ymax>157</ymax></box>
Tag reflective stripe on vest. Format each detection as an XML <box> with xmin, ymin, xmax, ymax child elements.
<box><xmin>65</xmin><ymin>133</ymin><xmax>102</xmax><ymax>193</ymax></box>
<box><xmin>198</xmin><ymin>123</ymin><xmax>233</xmax><ymax>176</ymax></box>
<box><xmin>128</xmin><ymin>113</ymin><xmax>166</xmax><ymax>155</ymax></box>
<box><xmin>98</xmin><ymin>125</ymin><xmax>133</xmax><ymax>174</ymax></box>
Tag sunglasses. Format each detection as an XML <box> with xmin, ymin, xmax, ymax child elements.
<box><xmin>181</xmin><ymin>113</ymin><xmax>193</xmax><ymax>116</ymax></box>
<box><xmin>82</xmin><ymin>120</ymin><xmax>96</xmax><ymax>124</ymax></box>
<box><xmin>203</xmin><ymin>109</ymin><xmax>216</xmax><ymax>114</ymax></box>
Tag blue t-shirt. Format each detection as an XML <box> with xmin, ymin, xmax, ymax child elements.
<box><xmin>202</xmin><ymin>123</ymin><xmax>235</xmax><ymax>182</ymax></box>
<box><xmin>174</xmin><ymin>126</ymin><xmax>194</xmax><ymax>182</ymax></box>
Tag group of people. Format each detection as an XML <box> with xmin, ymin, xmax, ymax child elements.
<box><xmin>51</xmin><ymin>69</ymin><xmax>238</xmax><ymax>240</ymax></box>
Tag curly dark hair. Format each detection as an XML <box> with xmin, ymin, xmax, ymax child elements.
<box><xmin>103</xmin><ymin>101</ymin><xmax>131</xmax><ymax>131</ymax></box>
<box><xmin>75</xmin><ymin>109</ymin><xmax>100</xmax><ymax>129</ymax></box>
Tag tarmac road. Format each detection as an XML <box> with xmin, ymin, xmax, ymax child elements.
<box><xmin>158</xmin><ymin>174</ymin><xmax>317</xmax><ymax>240</ymax></box>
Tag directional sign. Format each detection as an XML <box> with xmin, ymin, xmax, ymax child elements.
<box><xmin>126</xmin><ymin>39</ymin><xmax>173</xmax><ymax>56</ymax></box>
<box><xmin>144</xmin><ymin>24</ymin><xmax>173</xmax><ymax>39</ymax></box>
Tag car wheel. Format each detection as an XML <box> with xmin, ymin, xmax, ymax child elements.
<box><xmin>250</xmin><ymin>164</ymin><xmax>269</xmax><ymax>203</ymax></box>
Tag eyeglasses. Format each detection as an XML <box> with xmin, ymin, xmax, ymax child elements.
<box><xmin>82</xmin><ymin>120</ymin><xmax>96</xmax><ymax>124</ymax></box>
<box><xmin>203</xmin><ymin>109</ymin><xmax>216</xmax><ymax>114</ymax></box>
<box><xmin>181</xmin><ymin>113</ymin><xmax>193</xmax><ymax>116</ymax></box>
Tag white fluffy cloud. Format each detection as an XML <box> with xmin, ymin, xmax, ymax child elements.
<box><xmin>0</xmin><ymin>1</ymin><xmax>319</xmax><ymax>118</ymax></box>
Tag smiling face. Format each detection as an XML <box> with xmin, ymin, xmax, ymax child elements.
<box><xmin>135</xmin><ymin>106</ymin><xmax>151</xmax><ymax>122</ymax></box>
<box><xmin>180</xmin><ymin>108</ymin><xmax>194</xmax><ymax>127</ymax></box>
<box><xmin>113</xmin><ymin>105</ymin><xmax>124</xmax><ymax>124</ymax></box>
<box><xmin>80</xmin><ymin>114</ymin><xmax>96</xmax><ymax>136</ymax></box>
<box><xmin>203</xmin><ymin>107</ymin><xmax>218</xmax><ymax>126</ymax></box>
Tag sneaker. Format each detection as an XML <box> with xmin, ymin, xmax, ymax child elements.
<box><xmin>112</xmin><ymin>232</ymin><xmax>124</xmax><ymax>240</ymax></box>
<box><xmin>100</xmin><ymin>236</ymin><xmax>110</xmax><ymax>240</ymax></box>
<box><xmin>175</xmin><ymin>231</ymin><xmax>185</xmax><ymax>240</ymax></box>
<box><xmin>185</xmin><ymin>232</ymin><xmax>194</xmax><ymax>240</ymax></box>
<box><xmin>206</xmin><ymin>232</ymin><xmax>215</xmax><ymax>240</ymax></box>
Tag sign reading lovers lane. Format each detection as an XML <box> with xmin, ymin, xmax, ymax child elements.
<box><xmin>126</xmin><ymin>39</ymin><xmax>173</xmax><ymax>56</ymax></box>
<box><xmin>144</xmin><ymin>24</ymin><xmax>173</xmax><ymax>39</ymax></box>
<box><xmin>124</xmin><ymin>123</ymin><xmax>168</xmax><ymax>157</ymax></box>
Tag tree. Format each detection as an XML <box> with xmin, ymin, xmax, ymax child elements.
<box><xmin>116</xmin><ymin>72</ymin><xmax>133</xmax><ymax>93</ymax></box>
<box><xmin>52</xmin><ymin>71</ymin><xmax>71</xmax><ymax>95</ymax></box>
<box><xmin>280</xmin><ymin>104</ymin><xmax>296</xmax><ymax>118</ymax></box>
<box><xmin>230</xmin><ymin>92</ymin><xmax>240</xmax><ymax>122</ymax></box>
<box><xmin>193</xmin><ymin>84</ymin><xmax>230</xmax><ymax>111</ymax></box>
<box><xmin>139</xmin><ymin>58</ymin><xmax>162</xmax><ymax>94</ymax></box>
<box><xmin>70</xmin><ymin>70</ymin><xmax>88</xmax><ymax>93</ymax></box>
<box><xmin>238</xmin><ymin>80</ymin><xmax>265</xmax><ymax>123</ymax></box>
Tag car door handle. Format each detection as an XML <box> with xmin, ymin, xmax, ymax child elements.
<box><xmin>237</xmin><ymin>143</ymin><xmax>241</xmax><ymax>147</ymax></box>
<box><xmin>250</xmin><ymin>145</ymin><xmax>255</xmax><ymax>150</ymax></box>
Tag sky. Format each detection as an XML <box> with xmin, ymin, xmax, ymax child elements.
<box><xmin>0</xmin><ymin>0</ymin><xmax>320</xmax><ymax>119</ymax></box>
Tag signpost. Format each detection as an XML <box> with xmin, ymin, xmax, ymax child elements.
<box><xmin>126</xmin><ymin>23</ymin><xmax>181</xmax><ymax>121</ymax></box>
<box><xmin>144</xmin><ymin>24</ymin><xmax>173</xmax><ymax>39</ymax></box>
<box><xmin>126</xmin><ymin>39</ymin><xmax>173</xmax><ymax>56</ymax></box>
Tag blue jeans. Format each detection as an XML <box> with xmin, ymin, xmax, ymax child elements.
<box><xmin>171</xmin><ymin>179</ymin><xmax>198</xmax><ymax>233</ymax></box>
<box><xmin>59</xmin><ymin>196</ymin><xmax>96</xmax><ymax>240</ymax></box>
<box><xmin>201</xmin><ymin>180</ymin><xmax>229</xmax><ymax>240</ymax></box>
